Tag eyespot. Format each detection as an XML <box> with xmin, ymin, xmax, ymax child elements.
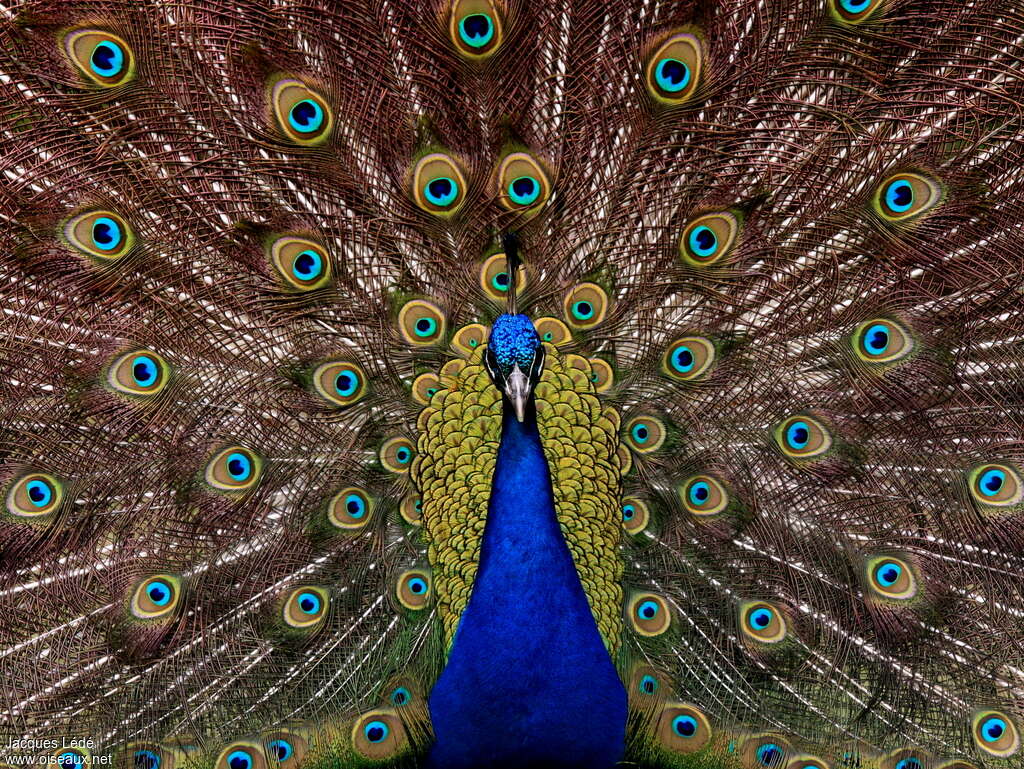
<box><xmin>787</xmin><ymin>756</ymin><xmax>830</xmax><ymax>769</ymax></box>
<box><xmin>646</xmin><ymin>32</ymin><xmax>703</xmax><ymax>105</ymax></box>
<box><xmin>830</xmin><ymin>0</ymin><xmax>886</xmax><ymax>24</ymax></box>
<box><xmin>534</xmin><ymin>317</ymin><xmax>572</xmax><ymax>347</ymax></box>
<box><xmin>351</xmin><ymin>711</ymin><xmax>406</xmax><ymax>759</ymax></box>
<box><xmin>679</xmin><ymin>212</ymin><xmax>739</xmax><ymax>267</ymax></box>
<box><xmin>852</xmin><ymin>318</ymin><xmax>914</xmax><ymax>364</ymax></box>
<box><xmin>397</xmin><ymin>569</ymin><xmax>432</xmax><ymax>610</ymax></box>
<box><xmin>63</xmin><ymin>210</ymin><xmax>134</xmax><ymax>260</ymax></box>
<box><xmin>625</xmin><ymin>415</ymin><xmax>666</xmax><ymax>454</ymax></box>
<box><xmin>63</xmin><ymin>29</ymin><xmax>135</xmax><ymax>87</ymax></box>
<box><xmin>6</xmin><ymin>473</ymin><xmax>64</xmax><ymax>518</ymax></box>
<box><xmin>312</xmin><ymin>360</ymin><xmax>369</xmax><ymax>407</ymax></box>
<box><xmin>106</xmin><ymin>349</ymin><xmax>171</xmax><ymax>398</ymax></box>
<box><xmin>773</xmin><ymin>415</ymin><xmax>832</xmax><ymax>459</ymax></box>
<box><xmin>271</xmin><ymin>79</ymin><xmax>332</xmax><ymax>145</ymax></box>
<box><xmin>400</xmin><ymin>493</ymin><xmax>422</xmax><ymax>525</ymax></box>
<box><xmin>205</xmin><ymin>446</ymin><xmax>262</xmax><ymax>492</ymax></box>
<box><xmin>262</xmin><ymin>733</ymin><xmax>307</xmax><ymax>769</ymax></box>
<box><xmin>656</xmin><ymin>703</ymin><xmax>712</xmax><ymax>753</ymax></box>
<box><xmin>283</xmin><ymin>586</ymin><xmax>329</xmax><ymax>628</ymax></box>
<box><xmin>380</xmin><ymin>437</ymin><xmax>415</xmax><ymax>474</ymax></box>
<box><xmin>662</xmin><ymin>336</ymin><xmax>716</xmax><ymax>382</ymax></box>
<box><xmin>967</xmin><ymin>463</ymin><xmax>1023</xmax><ymax>508</ymax></box>
<box><xmin>638</xmin><ymin>674</ymin><xmax>659</xmax><ymax>695</ymax></box>
<box><xmin>130</xmin><ymin>574</ymin><xmax>182</xmax><ymax>620</ymax></box>
<box><xmin>629</xmin><ymin>592</ymin><xmax>671</xmax><ymax>636</ymax></box>
<box><xmin>328</xmin><ymin>487</ymin><xmax>374</xmax><ymax>531</ymax></box>
<box><xmin>679</xmin><ymin>474</ymin><xmax>728</xmax><ymax>517</ymax></box>
<box><xmin>621</xmin><ymin>497</ymin><xmax>650</xmax><ymax>534</ymax></box>
<box><xmin>563</xmin><ymin>283</ymin><xmax>609</xmax><ymax>330</ymax></box>
<box><xmin>973</xmin><ymin>711</ymin><xmax>1020</xmax><ymax>757</ymax></box>
<box><xmin>866</xmin><ymin>556</ymin><xmax>917</xmax><ymax>600</ymax></box>
<box><xmin>216</xmin><ymin>744</ymin><xmax>267</xmax><ymax>769</ymax></box>
<box><xmin>129</xmin><ymin>746</ymin><xmax>169</xmax><ymax>769</ymax></box>
<box><xmin>892</xmin><ymin>758</ymin><xmax>923</xmax><ymax>769</ymax></box>
<box><xmin>398</xmin><ymin>299</ymin><xmax>447</xmax><ymax>346</ymax></box>
<box><xmin>740</xmin><ymin>601</ymin><xmax>787</xmax><ymax>644</ymax></box>
<box><xmin>411</xmin><ymin>373</ymin><xmax>442</xmax><ymax>405</ymax></box>
<box><xmin>741</xmin><ymin>737</ymin><xmax>793</xmax><ymax>768</ymax></box>
<box><xmin>412</xmin><ymin>153</ymin><xmax>468</xmax><ymax>216</ymax></box>
<box><xmin>873</xmin><ymin>172</ymin><xmax>943</xmax><ymax>223</ymax></box>
<box><xmin>496</xmin><ymin>152</ymin><xmax>551</xmax><ymax>213</ymax></box>
<box><xmin>479</xmin><ymin>252</ymin><xmax>527</xmax><ymax>301</ymax></box>
<box><xmin>452</xmin><ymin>324</ymin><xmax>489</xmax><ymax>356</ymax></box>
<box><xmin>269</xmin><ymin>236</ymin><xmax>331</xmax><ymax>291</ymax></box>
<box><xmin>450</xmin><ymin>0</ymin><xmax>503</xmax><ymax>57</ymax></box>
<box><xmin>588</xmin><ymin>358</ymin><xmax>614</xmax><ymax>392</ymax></box>
<box><xmin>54</xmin><ymin>750</ymin><xmax>88</xmax><ymax>769</ymax></box>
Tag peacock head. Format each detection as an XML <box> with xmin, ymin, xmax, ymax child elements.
<box><xmin>484</xmin><ymin>313</ymin><xmax>545</xmax><ymax>423</ymax></box>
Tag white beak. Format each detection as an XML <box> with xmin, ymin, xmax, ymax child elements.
<box><xmin>506</xmin><ymin>363</ymin><xmax>530</xmax><ymax>422</ymax></box>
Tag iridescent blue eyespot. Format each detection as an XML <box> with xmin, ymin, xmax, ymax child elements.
<box><xmin>226</xmin><ymin>452</ymin><xmax>252</xmax><ymax>481</ymax></box>
<box><xmin>785</xmin><ymin>421</ymin><xmax>810</xmax><ymax>450</ymax></box>
<box><xmin>57</xmin><ymin>753</ymin><xmax>83</xmax><ymax>768</ymax></box>
<box><xmin>688</xmin><ymin>481</ymin><xmax>710</xmax><ymax>507</ymax></box>
<box><xmin>631</xmin><ymin>423</ymin><xmax>650</xmax><ymax>444</ymax></box>
<box><xmin>297</xmin><ymin>591</ymin><xmax>322</xmax><ymax>614</ymax></box>
<box><xmin>756</xmin><ymin>743</ymin><xmax>784</xmax><ymax>767</ymax></box>
<box><xmin>654</xmin><ymin>58</ymin><xmax>691</xmax><ymax>94</ymax></box>
<box><xmin>622</xmin><ymin>504</ymin><xmax>635</xmax><ymax>521</ymax></box>
<box><xmin>391</xmin><ymin>686</ymin><xmax>411</xmax><ymax>706</ymax></box>
<box><xmin>292</xmin><ymin>249</ymin><xmax>323</xmax><ymax>281</ymax></box>
<box><xmin>267</xmin><ymin>740</ymin><xmax>293</xmax><ymax>762</ymax></box>
<box><xmin>414</xmin><ymin>317</ymin><xmax>438</xmax><ymax>338</ymax></box>
<box><xmin>491</xmin><ymin>272</ymin><xmax>510</xmax><ymax>291</ymax></box>
<box><xmin>639</xmin><ymin>674</ymin><xmax>659</xmax><ymax>694</ymax></box>
<box><xmin>875</xmin><ymin>561</ymin><xmax>902</xmax><ymax>587</ymax></box>
<box><xmin>749</xmin><ymin>607</ymin><xmax>773</xmax><ymax>629</ymax></box>
<box><xmin>862</xmin><ymin>323</ymin><xmax>890</xmax><ymax>355</ymax></box>
<box><xmin>672</xmin><ymin>714</ymin><xmax>698</xmax><ymax>738</ymax></box>
<box><xmin>671</xmin><ymin>346</ymin><xmax>695</xmax><ymax>373</ymax></box>
<box><xmin>147</xmin><ymin>580</ymin><xmax>172</xmax><ymax>606</ymax></box>
<box><xmin>895</xmin><ymin>759</ymin><xmax>922</xmax><ymax>769</ymax></box>
<box><xmin>687</xmin><ymin>226</ymin><xmax>717</xmax><ymax>257</ymax></box>
<box><xmin>26</xmin><ymin>479</ymin><xmax>53</xmax><ymax>508</ymax></box>
<box><xmin>90</xmin><ymin>40</ymin><xmax>125</xmax><ymax>77</ymax></box>
<box><xmin>133</xmin><ymin>750</ymin><xmax>160</xmax><ymax>769</ymax></box>
<box><xmin>981</xmin><ymin>716</ymin><xmax>1008</xmax><ymax>742</ymax></box>
<box><xmin>407</xmin><ymin>577</ymin><xmax>427</xmax><ymax>595</ymax></box>
<box><xmin>840</xmin><ymin>0</ymin><xmax>872</xmax><ymax>11</ymax></box>
<box><xmin>335</xmin><ymin>369</ymin><xmax>360</xmax><ymax>398</ymax></box>
<box><xmin>364</xmin><ymin>721</ymin><xmax>389</xmax><ymax>743</ymax></box>
<box><xmin>571</xmin><ymin>300</ymin><xmax>594</xmax><ymax>321</ymax></box>
<box><xmin>979</xmin><ymin>468</ymin><xmax>1006</xmax><ymax>497</ymax></box>
<box><xmin>91</xmin><ymin>216</ymin><xmax>123</xmax><ymax>251</ymax></box>
<box><xmin>344</xmin><ymin>493</ymin><xmax>366</xmax><ymax>519</ymax></box>
<box><xmin>459</xmin><ymin>14</ymin><xmax>494</xmax><ymax>48</ymax></box>
<box><xmin>637</xmin><ymin>600</ymin><xmax>660</xmax><ymax>620</ymax></box>
<box><xmin>227</xmin><ymin>750</ymin><xmax>252</xmax><ymax>769</ymax></box>
<box><xmin>424</xmin><ymin>177</ymin><xmax>459</xmax><ymax>207</ymax></box>
<box><xmin>508</xmin><ymin>176</ymin><xmax>541</xmax><ymax>206</ymax></box>
<box><xmin>288</xmin><ymin>99</ymin><xmax>325</xmax><ymax>134</ymax></box>
<box><xmin>885</xmin><ymin>179</ymin><xmax>914</xmax><ymax>213</ymax></box>
<box><xmin>395</xmin><ymin>447</ymin><xmax>411</xmax><ymax>465</ymax></box>
<box><xmin>131</xmin><ymin>355</ymin><xmax>159</xmax><ymax>387</ymax></box>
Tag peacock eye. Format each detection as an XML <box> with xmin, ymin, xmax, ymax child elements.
<box><xmin>479</xmin><ymin>252</ymin><xmax>526</xmax><ymax>300</ymax></box>
<box><xmin>6</xmin><ymin>473</ymin><xmax>64</xmax><ymax>518</ymax></box>
<box><xmin>894</xmin><ymin>759</ymin><xmax>923</xmax><ymax>769</ymax></box>
<box><xmin>740</xmin><ymin>601</ymin><xmax>787</xmax><ymax>644</ymax></box>
<box><xmin>63</xmin><ymin>210</ymin><xmax>135</xmax><ymax>261</ymax></box>
<box><xmin>679</xmin><ymin>212</ymin><xmax>739</xmax><ymax>267</ymax></box>
<box><xmin>63</xmin><ymin>29</ymin><xmax>135</xmax><ymax>87</ymax></box>
<box><xmin>265</xmin><ymin>740</ymin><xmax>292</xmax><ymax>763</ymax></box>
<box><xmin>205</xmin><ymin>446</ymin><xmax>262</xmax><ymax>492</ymax></box>
<box><xmin>268</xmin><ymin>237</ymin><xmax>332</xmax><ymax>291</ymax></box>
<box><xmin>563</xmin><ymin>283</ymin><xmax>609</xmax><ymax>329</ymax></box>
<box><xmin>398</xmin><ymin>299</ymin><xmax>447</xmax><ymax>346</ymax></box>
<box><xmin>55</xmin><ymin>751</ymin><xmax>87</xmax><ymax>769</ymax></box>
<box><xmin>621</xmin><ymin>497</ymin><xmax>649</xmax><ymax>534</ymax></box>
<box><xmin>533</xmin><ymin>317</ymin><xmax>572</xmax><ymax>347</ymax></box>
<box><xmin>284</xmin><ymin>586</ymin><xmax>329</xmax><ymax>628</ymax></box>
<box><xmin>625</xmin><ymin>415</ymin><xmax>666</xmax><ymax>454</ymax></box>
<box><xmin>412</xmin><ymin>153</ymin><xmax>468</xmax><ymax>216</ymax></box>
<box><xmin>452</xmin><ymin>324</ymin><xmax>489</xmax><ymax>356</ymax></box>
<box><xmin>390</xmin><ymin>686</ymin><xmax>412</xmax><ymax>706</ymax></box>
<box><xmin>132</xmin><ymin>749</ymin><xmax>162</xmax><ymax>769</ymax></box>
<box><xmin>397</xmin><ymin>570</ymin><xmax>432</xmax><ymax>610</ymax></box>
<box><xmin>679</xmin><ymin>474</ymin><xmax>728</xmax><ymax>516</ymax></box>
<box><xmin>450</xmin><ymin>0</ymin><xmax>503</xmax><ymax>57</ymax></box>
<box><xmin>496</xmin><ymin>152</ymin><xmax>551</xmax><ymax>213</ymax></box>
<box><xmin>328</xmin><ymin>487</ymin><xmax>374</xmax><ymax>531</ymax></box>
<box><xmin>774</xmin><ymin>415</ymin><xmax>832</xmax><ymax>459</ymax></box>
<box><xmin>107</xmin><ymin>349</ymin><xmax>171</xmax><ymax>397</ymax></box>
<box><xmin>226</xmin><ymin>750</ymin><xmax>253</xmax><ymax>769</ymax></box>
<box><xmin>312</xmin><ymin>360</ymin><xmax>368</xmax><ymax>407</ymax></box>
<box><xmin>412</xmin><ymin>372</ymin><xmax>442</xmax><ymax>405</ymax></box>
<box><xmin>271</xmin><ymin>80</ymin><xmax>332</xmax><ymax>145</ymax></box>
<box><xmin>646</xmin><ymin>32</ymin><xmax>703</xmax><ymax>105</ymax></box>
<box><xmin>400</xmin><ymin>493</ymin><xmax>422</xmax><ymax>525</ymax></box>
<box><xmin>130</xmin><ymin>574</ymin><xmax>182</xmax><ymax>619</ymax></box>
<box><xmin>967</xmin><ymin>463</ymin><xmax>1022</xmax><ymax>508</ymax></box>
<box><xmin>638</xmin><ymin>674</ymin><xmax>659</xmax><ymax>695</ymax></box>
<box><xmin>755</xmin><ymin>743</ymin><xmax>786</xmax><ymax>767</ymax></box>
<box><xmin>867</xmin><ymin>556</ymin><xmax>917</xmax><ymax>600</ymax></box>
<box><xmin>662</xmin><ymin>336</ymin><xmax>716</xmax><ymax>381</ymax></box>
<box><xmin>380</xmin><ymin>437</ymin><xmax>415</xmax><ymax>474</ymax></box>
<box><xmin>629</xmin><ymin>593</ymin><xmax>670</xmax><ymax>636</ymax></box>
<box><xmin>831</xmin><ymin>0</ymin><xmax>885</xmax><ymax>24</ymax></box>
<box><xmin>351</xmin><ymin>711</ymin><xmax>406</xmax><ymax>759</ymax></box>
<box><xmin>852</xmin><ymin>318</ymin><xmax>914</xmax><ymax>364</ymax></box>
<box><xmin>656</xmin><ymin>703</ymin><xmax>712</xmax><ymax>752</ymax></box>
<box><xmin>873</xmin><ymin>172</ymin><xmax>942</xmax><ymax>223</ymax></box>
<box><xmin>973</xmin><ymin>711</ymin><xmax>1020</xmax><ymax>757</ymax></box>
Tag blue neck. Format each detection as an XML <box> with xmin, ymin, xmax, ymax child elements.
<box><xmin>426</xmin><ymin>400</ymin><xmax>627</xmax><ymax>769</ymax></box>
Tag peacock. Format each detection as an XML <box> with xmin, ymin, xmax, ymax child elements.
<box><xmin>1</xmin><ymin>0</ymin><xmax>1023</xmax><ymax>767</ymax></box>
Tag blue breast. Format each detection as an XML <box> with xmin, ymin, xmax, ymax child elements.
<box><xmin>425</xmin><ymin>404</ymin><xmax>627</xmax><ymax>768</ymax></box>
